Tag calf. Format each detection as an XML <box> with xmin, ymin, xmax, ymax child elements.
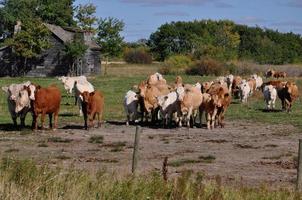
<box><xmin>225</xmin><ymin>74</ymin><xmax>234</xmax><ymax>93</ymax></box>
<box><xmin>263</xmin><ymin>85</ymin><xmax>277</xmax><ymax>110</ymax></box>
<box><xmin>200</xmin><ymin>93</ymin><xmax>219</xmax><ymax>129</ymax></box>
<box><xmin>81</xmin><ymin>91</ymin><xmax>105</xmax><ymax>130</ymax></box>
<box><xmin>2</xmin><ymin>81</ymin><xmax>31</xmax><ymax>127</ymax></box>
<box><xmin>124</xmin><ymin>90</ymin><xmax>139</xmax><ymax>126</ymax></box>
<box><xmin>31</xmin><ymin>85</ymin><xmax>61</xmax><ymax>130</ymax></box>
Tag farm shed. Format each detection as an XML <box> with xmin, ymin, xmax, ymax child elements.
<box><xmin>0</xmin><ymin>23</ymin><xmax>102</xmax><ymax>77</ymax></box>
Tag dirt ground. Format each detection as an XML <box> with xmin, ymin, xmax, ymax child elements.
<box><xmin>0</xmin><ymin>120</ymin><xmax>300</xmax><ymax>188</ymax></box>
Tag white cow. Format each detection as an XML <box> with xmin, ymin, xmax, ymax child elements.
<box><xmin>124</xmin><ymin>90</ymin><xmax>139</xmax><ymax>126</ymax></box>
<box><xmin>263</xmin><ymin>85</ymin><xmax>277</xmax><ymax>110</ymax></box>
<box><xmin>239</xmin><ymin>80</ymin><xmax>251</xmax><ymax>103</ymax></box>
<box><xmin>2</xmin><ymin>81</ymin><xmax>31</xmax><ymax>127</ymax></box>
<box><xmin>225</xmin><ymin>74</ymin><xmax>234</xmax><ymax>93</ymax></box>
<box><xmin>59</xmin><ymin>76</ymin><xmax>94</xmax><ymax>116</ymax></box>
<box><xmin>251</xmin><ymin>74</ymin><xmax>263</xmax><ymax>90</ymax></box>
<box><xmin>157</xmin><ymin>86</ymin><xmax>185</xmax><ymax>127</ymax></box>
<box><xmin>58</xmin><ymin>76</ymin><xmax>88</xmax><ymax>94</ymax></box>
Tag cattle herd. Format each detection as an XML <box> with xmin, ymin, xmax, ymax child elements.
<box><xmin>124</xmin><ymin>69</ymin><xmax>299</xmax><ymax>129</ymax></box>
<box><xmin>0</xmin><ymin>68</ymin><xmax>299</xmax><ymax>130</ymax></box>
<box><xmin>1</xmin><ymin>76</ymin><xmax>104</xmax><ymax>130</ymax></box>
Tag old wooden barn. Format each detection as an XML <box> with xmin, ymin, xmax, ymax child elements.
<box><xmin>0</xmin><ymin>23</ymin><xmax>101</xmax><ymax>77</ymax></box>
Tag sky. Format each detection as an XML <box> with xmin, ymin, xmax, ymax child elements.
<box><xmin>75</xmin><ymin>0</ymin><xmax>302</xmax><ymax>42</ymax></box>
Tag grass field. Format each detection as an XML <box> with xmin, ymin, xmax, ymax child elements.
<box><xmin>1</xmin><ymin>63</ymin><xmax>302</xmax><ymax>130</ymax></box>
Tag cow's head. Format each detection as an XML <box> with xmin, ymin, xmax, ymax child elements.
<box><xmin>81</xmin><ymin>91</ymin><xmax>91</xmax><ymax>104</ymax></box>
<box><xmin>15</xmin><ymin>88</ymin><xmax>30</xmax><ymax>113</ymax></box>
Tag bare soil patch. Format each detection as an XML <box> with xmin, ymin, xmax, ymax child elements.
<box><xmin>0</xmin><ymin>120</ymin><xmax>300</xmax><ymax>187</ymax></box>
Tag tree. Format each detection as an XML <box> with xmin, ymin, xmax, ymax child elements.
<box><xmin>0</xmin><ymin>0</ymin><xmax>75</xmax><ymax>42</ymax></box>
<box><xmin>64</xmin><ymin>34</ymin><xmax>88</xmax><ymax>75</ymax></box>
<box><xmin>5</xmin><ymin>19</ymin><xmax>51</xmax><ymax>74</ymax></box>
<box><xmin>75</xmin><ymin>3</ymin><xmax>97</xmax><ymax>32</ymax></box>
<box><xmin>36</xmin><ymin>0</ymin><xmax>75</xmax><ymax>26</ymax></box>
<box><xmin>96</xmin><ymin>17</ymin><xmax>124</xmax><ymax>58</ymax></box>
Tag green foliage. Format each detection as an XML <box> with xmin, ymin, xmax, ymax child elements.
<box><xmin>159</xmin><ymin>54</ymin><xmax>193</xmax><ymax>74</ymax></box>
<box><xmin>149</xmin><ymin>20</ymin><xmax>302</xmax><ymax>64</ymax></box>
<box><xmin>96</xmin><ymin>17</ymin><xmax>125</xmax><ymax>58</ymax></box>
<box><xmin>124</xmin><ymin>47</ymin><xmax>152</xmax><ymax>64</ymax></box>
<box><xmin>0</xmin><ymin>0</ymin><xmax>74</xmax><ymax>41</ymax></box>
<box><xmin>0</xmin><ymin>157</ymin><xmax>299</xmax><ymax>199</ymax></box>
<box><xmin>5</xmin><ymin>19</ymin><xmax>50</xmax><ymax>61</ymax></box>
<box><xmin>75</xmin><ymin>3</ymin><xmax>97</xmax><ymax>32</ymax></box>
<box><xmin>64</xmin><ymin>37</ymin><xmax>88</xmax><ymax>60</ymax></box>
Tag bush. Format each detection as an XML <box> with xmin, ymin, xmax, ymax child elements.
<box><xmin>124</xmin><ymin>47</ymin><xmax>152</xmax><ymax>64</ymax></box>
<box><xmin>186</xmin><ymin>58</ymin><xmax>226</xmax><ymax>76</ymax></box>
<box><xmin>159</xmin><ymin>55</ymin><xmax>193</xmax><ymax>75</ymax></box>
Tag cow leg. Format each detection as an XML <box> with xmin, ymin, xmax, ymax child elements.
<box><xmin>126</xmin><ymin>111</ymin><xmax>130</xmax><ymax>126</ymax></box>
<box><xmin>206</xmin><ymin>113</ymin><xmax>211</xmax><ymax>130</ymax></box>
<box><xmin>41</xmin><ymin>112</ymin><xmax>46</xmax><ymax>130</ymax></box>
<box><xmin>20</xmin><ymin>116</ymin><xmax>26</xmax><ymax>128</ymax></box>
<box><xmin>78</xmin><ymin>97</ymin><xmax>83</xmax><ymax>116</ymax></box>
<box><xmin>83</xmin><ymin>111</ymin><xmax>88</xmax><ymax>130</ymax></box>
<box><xmin>96</xmin><ymin>113</ymin><xmax>101</xmax><ymax>128</ymax></box>
<box><xmin>53</xmin><ymin>111</ymin><xmax>59</xmax><ymax>130</ymax></box>
<box><xmin>12</xmin><ymin>116</ymin><xmax>17</xmax><ymax>127</ymax></box>
<box><xmin>34</xmin><ymin>113</ymin><xmax>39</xmax><ymax>130</ymax></box>
<box><xmin>48</xmin><ymin>113</ymin><xmax>53</xmax><ymax>129</ymax></box>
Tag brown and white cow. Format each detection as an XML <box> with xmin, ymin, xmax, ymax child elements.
<box><xmin>81</xmin><ymin>91</ymin><xmax>104</xmax><ymax>129</ymax></box>
<box><xmin>231</xmin><ymin>76</ymin><xmax>242</xmax><ymax>98</ymax></box>
<box><xmin>277</xmin><ymin>81</ymin><xmax>299</xmax><ymax>112</ymax></box>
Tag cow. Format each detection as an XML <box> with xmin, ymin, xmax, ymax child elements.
<box><xmin>201</xmin><ymin>81</ymin><xmax>213</xmax><ymax>93</ymax></box>
<box><xmin>199</xmin><ymin>93</ymin><xmax>219</xmax><ymax>129</ymax></box>
<box><xmin>263</xmin><ymin>85</ymin><xmax>277</xmax><ymax>110</ymax></box>
<box><xmin>124</xmin><ymin>90</ymin><xmax>139</xmax><ymax>126</ymax></box>
<box><xmin>138</xmin><ymin>81</ymin><xmax>169</xmax><ymax>123</ymax></box>
<box><xmin>74</xmin><ymin>81</ymin><xmax>95</xmax><ymax>116</ymax></box>
<box><xmin>247</xmin><ymin>78</ymin><xmax>256</xmax><ymax>94</ymax></box>
<box><xmin>147</xmin><ymin>72</ymin><xmax>167</xmax><ymax>85</ymax></box>
<box><xmin>251</xmin><ymin>74</ymin><xmax>263</xmax><ymax>90</ymax></box>
<box><xmin>81</xmin><ymin>91</ymin><xmax>104</xmax><ymax>130</ymax></box>
<box><xmin>157</xmin><ymin>86</ymin><xmax>184</xmax><ymax>127</ymax></box>
<box><xmin>277</xmin><ymin>81</ymin><xmax>299</xmax><ymax>112</ymax></box>
<box><xmin>2</xmin><ymin>81</ymin><xmax>31</xmax><ymax>127</ymax></box>
<box><xmin>207</xmin><ymin>85</ymin><xmax>231</xmax><ymax>128</ymax></box>
<box><xmin>231</xmin><ymin>76</ymin><xmax>242</xmax><ymax>98</ymax></box>
<box><xmin>238</xmin><ymin>80</ymin><xmax>251</xmax><ymax>103</ymax></box>
<box><xmin>59</xmin><ymin>76</ymin><xmax>94</xmax><ymax>116</ymax></box>
<box><xmin>180</xmin><ymin>84</ymin><xmax>203</xmax><ymax>128</ymax></box>
<box><xmin>30</xmin><ymin>85</ymin><xmax>61</xmax><ymax>130</ymax></box>
<box><xmin>173</xmin><ymin>76</ymin><xmax>184</xmax><ymax>89</ymax></box>
<box><xmin>265</xmin><ymin>69</ymin><xmax>287</xmax><ymax>79</ymax></box>
<box><xmin>225</xmin><ymin>74</ymin><xmax>234</xmax><ymax>93</ymax></box>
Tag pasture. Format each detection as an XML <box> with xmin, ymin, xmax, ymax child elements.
<box><xmin>1</xmin><ymin>63</ymin><xmax>302</xmax><ymax>198</ymax></box>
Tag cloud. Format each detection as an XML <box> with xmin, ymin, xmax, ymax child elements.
<box><xmin>120</xmin><ymin>0</ymin><xmax>232</xmax><ymax>7</ymax></box>
<box><xmin>154</xmin><ymin>11</ymin><xmax>190</xmax><ymax>17</ymax></box>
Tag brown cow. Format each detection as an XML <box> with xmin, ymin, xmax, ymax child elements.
<box><xmin>31</xmin><ymin>85</ymin><xmax>61</xmax><ymax>130</ymax></box>
<box><xmin>231</xmin><ymin>76</ymin><xmax>242</xmax><ymax>98</ymax></box>
<box><xmin>208</xmin><ymin>85</ymin><xmax>231</xmax><ymax>128</ymax></box>
<box><xmin>199</xmin><ymin>93</ymin><xmax>219</xmax><ymax>129</ymax></box>
<box><xmin>266</xmin><ymin>69</ymin><xmax>287</xmax><ymax>79</ymax></box>
<box><xmin>247</xmin><ymin>78</ymin><xmax>256</xmax><ymax>94</ymax></box>
<box><xmin>201</xmin><ymin>81</ymin><xmax>213</xmax><ymax>93</ymax></box>
<box><xmin>277</xmin><ymin>81</ymin><xmax>299</xmax><ymax>112</ymax></box>
<box><xmin>81</xmin><ymin>90</ymin><xmax>104</xmax><ymax>129</ymax></box>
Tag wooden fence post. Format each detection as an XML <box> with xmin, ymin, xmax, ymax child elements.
<box><xmin>297</xmin><ymin>139</ymin><xmax>302</xmax><ymax>191</ymax></box>
<box><xmin>132</xmin><ymin>126</ymin><xmax>142</xmax><ymax>174</ymax></box>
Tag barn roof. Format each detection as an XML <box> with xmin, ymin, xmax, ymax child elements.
<box><xmin>44</xmin><ymin>23</ymin><xmax>101</xmax><ymax>50</ymax></box>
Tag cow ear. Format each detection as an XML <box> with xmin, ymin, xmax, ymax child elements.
<box><xmin>2</xmin><ymin>86</ymin><xmax>8</xmax><ymax>93</ymax></box>
<box><xmin>23</xmin><ymin>85</ymin><xmax>27</xmax><ymax>90</ymax></box>
<box><xmin>224</xmin><ymin>93</ymin><xmax>229</xmax><ymax>98</ymax></box>
<box><xmin>90</xmin><ymin>92</ymin><xmax>95</xmax><ymax>96</ymax></box>
<box><xmin>36</xmin><ymin>85</ymin><xmax>41</xmax><ymax>90</ymax></box>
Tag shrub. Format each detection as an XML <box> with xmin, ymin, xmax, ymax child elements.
<box><xmin>159</xmin><ymin>55</ymin><xmax>193</xmax><ymax>75</ymax></box>
<box><xmin>124</xmin><ymin>47</ymin><xmax>152</xmax><ymax>64</ymax></box>
<box><xmin>186</xmin><ymin>58</ymin><xmax>226</xmax><ymax>76</ymax></box>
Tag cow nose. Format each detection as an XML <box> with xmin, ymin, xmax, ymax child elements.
<box><xmin>10</xmin><ymin>96</ymin><xmax>16</xmax><ymax>101</ymax></box>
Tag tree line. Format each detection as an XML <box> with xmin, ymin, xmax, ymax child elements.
<box><xmin>148</xmin><ymin>20</ymin><xmax>302</xmax><ymax>64</ymax></box>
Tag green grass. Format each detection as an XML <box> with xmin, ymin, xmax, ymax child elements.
<box><xmin>1</xmin><ymin>64</ymin><xmax>302</xmax><ymax>130</ymax></box>
<box><xmin>0</xmin><ymin>157</ymin><xmax>299</xmax><ymax>200</ymax></box>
